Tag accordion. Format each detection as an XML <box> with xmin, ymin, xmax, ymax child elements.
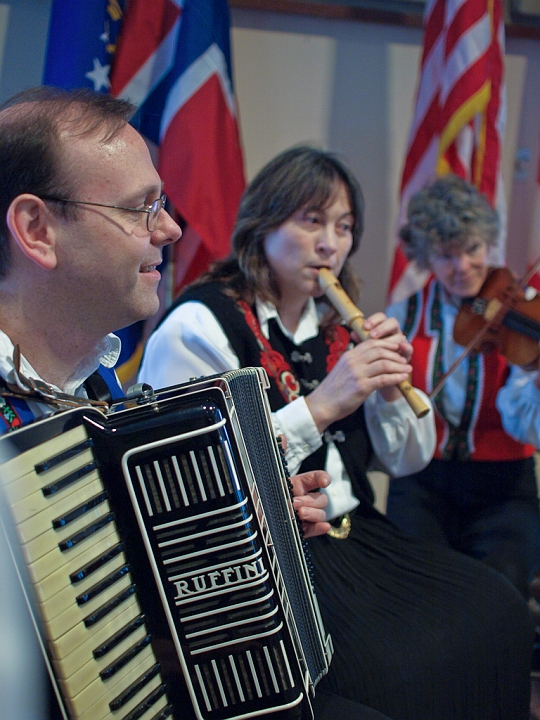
<box><xmin>0</xmin><ymin>367</ymin><xmax>333</xmax><ymax>720</ymax></box>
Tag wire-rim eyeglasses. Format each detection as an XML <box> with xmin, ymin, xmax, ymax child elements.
<box><xmin>38</xmin><ymin>193</ymin><xmax>167</xmax><ymax>233</ymax></box>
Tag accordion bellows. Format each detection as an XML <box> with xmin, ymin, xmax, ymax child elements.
<box><xmin>0</xmin><ymin>368</ymin><xmax>332</xmax><ymax>720</ymax></box>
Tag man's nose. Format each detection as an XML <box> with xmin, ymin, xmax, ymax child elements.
<box><xmin>151</xmin><ymin>209</ymin><xmax>182</xmax><ymax>246</ymax></box>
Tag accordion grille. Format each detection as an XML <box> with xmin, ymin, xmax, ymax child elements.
<box><xmin>119</xmin><ymin>420</ymin><xmax>307</xmax><ymax>717</ymax></box>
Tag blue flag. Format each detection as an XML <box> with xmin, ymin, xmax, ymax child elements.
<box><xmin>43</xmin><ymin>0</ymin><xmax>125</xmax><ymax>92</ymax></box>
<box><xmin>43</xmin><ymin>0</ymin><xmax>147</xmax><ymax>378</ymax></box>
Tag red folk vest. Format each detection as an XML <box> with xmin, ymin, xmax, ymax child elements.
<box><xmin>403</xmin><ymin>278</ymin><xmax>535</xmax><ymax>461</ymax></box>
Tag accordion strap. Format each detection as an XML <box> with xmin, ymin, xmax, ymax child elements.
<box><xmin>0</xmin><ymin>345</ymin><xmax>108</xmax><ymax>410</ymax></box>
<box><xmin>83</xmin><ymin>370</ymin><xmax>114</xmax><ymax>405</ymax></box>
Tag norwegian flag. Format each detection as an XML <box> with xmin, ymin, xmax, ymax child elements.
<box><xmin>110</xmin><ymin>0</ymin><xmax>246</xmax><ymax>297</ymax></box>
<box><xmin>388</xmin><ymin>0</ymin><xmax>506</xmax><ymax>303</ymax></box>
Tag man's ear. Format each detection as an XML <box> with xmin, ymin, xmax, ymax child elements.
<box><xmin>6</xmin><ymin>194</ymin><xmax>58</xmax><ymax>270</ymax></box>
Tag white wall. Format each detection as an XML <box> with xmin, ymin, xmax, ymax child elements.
<box><xmin>507</xmin><ymin>35</ymin><xmax>540</xmax><ymax>276</ymax></box>
<box><xmin>231</xmin><ymin>7</ymin><xmax>532</xmax><ymax>319</ymax></box>
<box><xmin>231</xmin><ymin>11</ymin><xmax>421</xmax><ymax>317</ymax></box>
<box><xmin>0</xmin><ymin>5</ymin><xmax>9</xmax><ymax>82</ymax></box>
<box><xmin>0</xmin><ymin>0</ymin><xmax>51</xmax><ymax>103</ymax></box>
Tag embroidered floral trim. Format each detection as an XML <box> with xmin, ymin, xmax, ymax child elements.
<box><xmin>0</xmin><ymin>396</ymin><xmax>22</xmax><ymax>432</ymax></box>
<box><xmin>238</xmin><ymin>300</ymin><xmax>301</xmax><ymax>402</ymax></box>
<box><xmin>325</xmin><ymin>325</ymin><xmax>350</xmax><ymax>373</ymax></box>
<box><xmin>237</xmin><ymin>300</ymin><xmax>350</xmax><ymax>403</ymax></box>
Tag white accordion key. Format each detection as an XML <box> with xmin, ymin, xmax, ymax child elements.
<box><xmin>13</xmin><ymin>473</ymin><xmax>104</xmax><ymax>542</ymax></box>
<box><xmin>62</xmin><ymin>643</ymin><xmax>159</xmax><ymax>717</ymax></box>
<box><xmin>0</xmin><ymin>417</ymin><xmax>172</xmax><ymax>720</ymax></box>
<box><xmin>33</xmin><ymin>526</ymin><xmax>119</xmax><ymax>602</ymax></box>
<box><xmin>53</xmin><ymin>598</ymin><xmax>142</xmax><ymax>665</ymax></box>
<box><xmin>36</xmin><ymin>545</ymin><xmax>128</xmax><ymax>621</ymax></box>
<box><xmin>1</xmin><ymin>424</ymin><xmax>92</xmax><ymax>495</ymax></box>
<box><xmin>77</xmin><ymin>672</ymin><xmax>168</xmax><ymax>720</ymax></box>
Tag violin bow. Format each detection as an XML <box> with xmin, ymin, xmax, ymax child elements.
<box><xmin>430</xmin><ymin>253</ymin><xmax>540</xmax><ymax>400</ymax></box>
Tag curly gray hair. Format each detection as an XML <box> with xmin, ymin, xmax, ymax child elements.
<box><xmin>399</xmin><ymin>174</ymin><xmax>499</xmax><ymax>269</ymax></box>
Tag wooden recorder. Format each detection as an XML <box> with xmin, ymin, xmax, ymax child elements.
<box><xmin>318</xmin><ymin>268</ymin><xmax>430</xmax><ymax>419</ymax></box>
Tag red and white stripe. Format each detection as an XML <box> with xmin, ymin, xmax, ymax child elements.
<box><xmin>388</xmin><ymin>0</ymin><xmax>506</xmax><ymax>303</ymax></box>
<box><xmin>110</xmin><ymin>0</ymin><xmax>183</xmax><ymax>106</ymax></box>
<box><xmin>110</xmin><ymin>0</ymin><xmax>245</xmax><ymax>298</ymax></box>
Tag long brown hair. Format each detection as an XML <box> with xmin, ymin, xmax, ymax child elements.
<box><xmin>194</xmin><ymin>145</ymin><xmax>364</xmax><ymax>312</ymax></box>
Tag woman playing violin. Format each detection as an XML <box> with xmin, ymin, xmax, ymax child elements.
<box><xmin>386</xmin><ymin>173</ymin><xmax>540</xmax><ymax>602</ymax></box>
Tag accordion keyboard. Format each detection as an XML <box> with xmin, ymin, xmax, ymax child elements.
<box><xmin>1</xmin><ymin>422</ymin><xmax>172</xmax><ymax>720</ymax></box>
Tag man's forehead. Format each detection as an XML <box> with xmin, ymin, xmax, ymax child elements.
<box><xmin>60</xmin><ymin>122</ymin><xmax>147</xmax><ymax>164</ymax></box>
<box><xmin>59</xmin><ymin>123</ymin><xmax>160</xmax><ymax>194</ymax></box>
<box><xmin>59</xmin><ymin>115</ymin><xmax>128</xmax><ymax>147</ymax></box>
<box><xmin>0</xmin><ymin>102</ymin><xmax>28</xmax><ymax>124</ymax></box>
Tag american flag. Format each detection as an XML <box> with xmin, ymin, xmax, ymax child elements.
<box><xmin>388</xmin><ymin>0</ymin><xmax>506</xmax><ymax>303</ymax></box>
<box><xmin>110</xmin><ymin>0</ymin><xmax>246</xmax><ymax>297</ymax></box>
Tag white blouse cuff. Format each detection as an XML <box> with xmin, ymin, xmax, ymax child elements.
<box><xmin>272</xmin><ymin>396</ymin><xmax>323</xmax><ymax>473</ymax></box>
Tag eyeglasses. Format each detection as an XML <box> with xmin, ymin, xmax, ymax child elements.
<box><xmin>39</xmin><ymin>193</ymin><xmax>167</xmax><ymax>233</ymax></box>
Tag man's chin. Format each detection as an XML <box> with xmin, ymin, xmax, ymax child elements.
<box><xmin>125</xmin><ymin>300</ymin><xmax>160</xmax><ymax>327</ymax></box>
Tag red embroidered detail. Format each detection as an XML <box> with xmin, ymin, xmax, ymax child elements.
<box><xmin>325</xmin><ymin>325</ymin><xmax>350</xmax><ymax>373</ymax></box>
<box><xmin>260</xmin><ymin>349</ymin><xmax>301</xmax><ymax>402</ymax></box>
<box><xmin>239</xmin><ymin>300</ymin><xmax>267</xmax><ymax>346</ymax></box>
<box><xmin>237</xmin><ymin>300</ymin><xmax>301</xmax><ymax>403</ymax></box>
<box><xmin>0</xmin><ymin>396</ymin><xmax>22</xmax><ymax>431</ymax></box>
<box><xmin>237</xmin><ymin>300</ymin><xmax>348</xmax><ymax>402</ymax></box>
<box><xmin>280</xmin><ymin>370</ymin><xmax>301</xmax><ymax>401</ymax></box>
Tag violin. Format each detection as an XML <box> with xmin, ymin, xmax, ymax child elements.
<box><xmin>453</xmin><ymin>266</ymin><xmax>540</xmax><ymax>368</ymax></box>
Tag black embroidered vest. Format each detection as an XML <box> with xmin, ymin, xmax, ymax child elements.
<box><xmin>172</xmin><ymin>282</ymin><xmax>375</xmax><ymax>506</ymax></box>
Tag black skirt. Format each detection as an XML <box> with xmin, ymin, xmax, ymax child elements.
<box><xmin>310</xmin><ymin>505</ymin><xmax>534</xmax><ymax>720</ymax></box>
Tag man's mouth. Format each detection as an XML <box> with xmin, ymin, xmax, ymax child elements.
<box><xmin>140</xmin><ymin>264</ymin><xmax>158</xmax><ymax>273</ymax></box>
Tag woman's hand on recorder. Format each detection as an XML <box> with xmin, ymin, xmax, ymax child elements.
<box><xmin>305</xmin><ymin>312</ymin><xmax>413</xmax><ymax>432</ymax></box>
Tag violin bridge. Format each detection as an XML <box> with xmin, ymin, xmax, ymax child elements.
<box><xmin>484</xmin><ymin>297</ymin><xmax>503</xmax><ymax>321</ymax></box>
